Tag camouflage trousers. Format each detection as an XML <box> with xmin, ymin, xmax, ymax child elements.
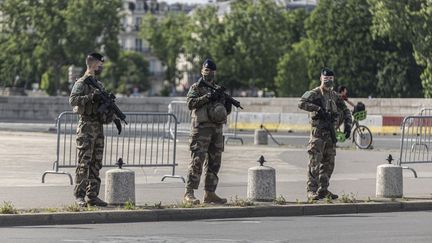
<box><xmin>186</xmin><ymin>125</ymin><xmax>224</xmax><ymax>192</ymax></box>
<box><xmin>307</xmin><ymin>127</ymin><xmax>336</xmax><ymax>194</ymax></box>
<box><xmin>73</xmin><ymin>120</ymin><xmax>104</xmax><ymax>199</ymax></box>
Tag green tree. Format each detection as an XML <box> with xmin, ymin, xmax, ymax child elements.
<box><xmin>305</xmin><ymin>0</ymin><xmax>379</xmax><ymax>97</ymax></box>
<box><xmin>141</xmin><ymin>12</ymin><xmax>189</xmax><ymax>95</ymax></box>
<box><xmin>185</xmin><ymin>0</ymin><xmax>306</xmax><ymax>93</ymax></box>
<box><xmin>369</xmin><ymin>0</ymin><xmax>431</xmax><ymax>97</ymax></box>
<box><xmin>0</xmin><ymin>0</ymin><xmax>122</xmax><ymax>95</ymax></box>
<box><xmin>102</xmin><ymin>51</ymin><xmax>150</xmax><ymax>95</ymax></box>
<box><xmin>275</xmin><ymin>41</ymin><xmax>311</xmax><ymax>97</ymax></box>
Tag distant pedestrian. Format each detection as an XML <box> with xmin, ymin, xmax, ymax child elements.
<box><xmin>338</xmin><ymin>86</ymin><xmax>355</xmax><ymax>108</ymax></box>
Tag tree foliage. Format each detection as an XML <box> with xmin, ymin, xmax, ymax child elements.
<box><xmin>101</xmin><ymin>51</ymin><xmax>150</xmax><ymax>95</ymax></box>
<box><xmin>369</xmin><ymin>0</ymin><xmax>431</xmax><ymax>97</ymax></box>
<box><xmin>140</xmin><ymin>12</ymin><xmax>188</xmax><ymax>95</ymax></box>
<box><xmin>0</xmin><ymin>0</ymin><xmax>123</xmax><ymax>95</ymax></box>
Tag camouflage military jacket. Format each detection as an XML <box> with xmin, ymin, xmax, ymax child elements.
<box><xmin>69</xmin><ymin>73</ymin><xmax>105</xmax><ymax>119</ymax></box>
<box><xmin>186</xmin><ymin>79</ymin><xmax>227</xmax><ymax>126</ymax></box>
<box><xmin>298</xmin><ymin>87</ymin><xmax>352</xmax><ymax>127</ymax></box>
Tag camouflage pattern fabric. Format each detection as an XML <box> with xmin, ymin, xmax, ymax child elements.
<box><xmin>69</xmin><ymin>73</ymin><xmax>105</xmax><ymax>199</ymax></box>
<box><xmin>298</xmin><ymin>87</ymin><xmax>352</xmax><ymax>195</ymax></box>
<box><xmin>73</xmin><ymin>121</ymin><xmax>104</xmax><ymax>198</ymax></box>
<box><xmin>185</xmin><ymin>79</ymin><xmax>229</xmax><ymax>192</ymax></box>
<box><xmin>187</xmin><ymin>125</ymin><xmax>224</xmax><ymax>192</ymax></box>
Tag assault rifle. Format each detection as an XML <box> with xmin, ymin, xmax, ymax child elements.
<box><xmin>84</xmin><ymin>77</ymin><xmax>128</xmax><ymax>134</ymax></box>
<box><xmin>316</xmin><ymin>98</ymin><xmax>337</xmax><ymax>144</ymax></box>
<box><xmin>198</xmin><ymin>78</ymin><xmax>243</xmax><ymax>109</ymax></box>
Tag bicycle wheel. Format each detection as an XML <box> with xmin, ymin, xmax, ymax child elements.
<box><xmin>353</xmin><ymin>125</ymin><xmax>373</xmax><ymax>149</ymax></box>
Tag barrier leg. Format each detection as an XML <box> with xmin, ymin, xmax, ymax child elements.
<box><xmin>401</xmin><ymin>166</ymin><xmax>418</xmax><ymax>178</ymax></box>
<box><xmin>42</xmin><ymin>171</ymin><xmax>73</xmax><ymax>185</ymax></box>
<box><xmin>161</xmin><ymin>165</ymin><xmax>185</xmax><ymax>183</ymax></box>
<box><xmin>225</xmin><ymin>136</ymin><xmax>244</xmax><ymax>145</ymax></box>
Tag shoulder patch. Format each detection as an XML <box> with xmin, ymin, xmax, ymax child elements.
<box><xmin>301</xmin><ymin>90</ymin><xmax>314</xmax><ymax>99</ymax></box>
<box><xmin>71</xmin><ymin>81</ymin><xmax>85</xmax><ymax>94</ymax></box>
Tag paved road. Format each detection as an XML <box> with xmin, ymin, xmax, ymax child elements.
<box><xmin>0</xmin><ymin>121</ymin><xmax>402</xmax><ymax>150</ymax></box>
<box><xmin>1</xmin><ymin>130</ymin><xmax>431</xmax><ymax>209</ymax></box>
<box><xmin>1</xmin><ymin>211</ymin><xmax>432</xmax><ymax>242</ymax></box>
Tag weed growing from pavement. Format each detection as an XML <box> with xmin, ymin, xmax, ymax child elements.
<box><xmin>390</xmin><ymin>197</ymin><xmax>397</xmax><ymax>202</ymax></box>
<box><xmin>306</xmin><ymin>198</ymin><xmax>317</xmax><ymax>204</ymax></box>
<box><xmin>27</xmin><ymin>208</ymin><xmax>40</xmax><ymax>213</ymax></box>
<box><xmin>338</xmin><ymin>193</ymin><xmax>357</xmax><ymax>203</ymax></box>
<box><xmin>229</xmin><ymin>196</ymin><xmax>254</xmax><ymax>207</ymax></box>
<box><xmin>45</xmin><ymin>208</ymin><xmax>58</xmax><ymax>213</ymax></box>
<box><xmin>274</xmin><ymin>195</ymin><xmax>287</xmax><ymax>205</ymax></box>
<box><xmin>0</xmin><ymin>201</ymin><xmax>18</xmax><ymax>214</ymax></box>
<box><xmin>123</xmin><ymin>200</ymin><xmax>136</xmax><ymax>210</ymax></box>
<box><xmin>153</xmin><ymin>201</ymin><xmax>164</xmax><ymax>209</ymax></box>
<box><xmin>64</xmin><ymin>203</ymin><xmax>82</xmax><ymax>212</ymax></box>
<box><xmin>324</xmin><ymin>196</ymin><xmax>333</xmax><ymax>204</ymax></box>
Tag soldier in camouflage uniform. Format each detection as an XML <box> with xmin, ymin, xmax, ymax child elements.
<box><xmin>298</xmin><ymin>68</ymin><xmax>352</xmax><ymax>200</ymax></box>
<box><xmin>69</xmin><ymin>53</ymin><xmax>110</xmax><ymax>207</ymax></box>
<box><xmin>183</xmin><ymin>59</ymin><xmax>232</xmax><ymax>204</ymax></box>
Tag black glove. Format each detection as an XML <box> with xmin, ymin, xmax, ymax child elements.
<box><xmin>114</xmin><ymin>118</ymin><xmax>122</xmax><ymax>135</ymax></box>
<box><xmin>206</xmin><ymin>91</ymin><xmax>220</xmax><ymax>102</ymax></box>
<box><xmin>344</xmin><ymin>124</ymin><xmax>351</xmax><ymax>139</ymax></box>
<box><xmin>224</xmin><ymin>99</ymin><xmax>232</xmax><ymax>114</ymax></box>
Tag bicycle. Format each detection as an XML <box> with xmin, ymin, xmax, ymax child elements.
<box><xmin>336</xmin><ymin>110</ymin><xmax>373</xmax><ymax>149</ymax></box>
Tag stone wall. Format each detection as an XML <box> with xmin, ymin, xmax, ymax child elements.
<box><xmin>0</xmin><ymin>96</ymin><xmax>431</xmax><ymax>122</ymax></box>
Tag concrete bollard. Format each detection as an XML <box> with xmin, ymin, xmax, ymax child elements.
<box><xmin>254</xmin><ymin>129</ymin><xmax>268</xmax><ymax>145</ymax></box>
<box><xmin>105</xmin><ymin>168</ymin><xmax>135</xmax><ymax>205</ymax></box>
<box><xmin>376</xmin><ymin>164</ymin><xmax>403</xmax><ymax>198</ymax></box>
<box><xmin>247</xmin><ymin>156</ymin><xmax>276</xmax><ymax>201</ymax></box>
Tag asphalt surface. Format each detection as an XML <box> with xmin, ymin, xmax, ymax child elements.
<box><xmin>1</xmin><ymin>211</ymin><xmax>432</xmax><ymax>242</ymax></box>
<box><xmin>0</xmin><ymin>129</ymin><xmax>431</xmax><ymax>210</ymax></box>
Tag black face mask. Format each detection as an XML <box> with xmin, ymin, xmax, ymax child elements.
<box><xmin>203</xmin><ymin>72</ymin><xmax>215</xmax><ymax>82</ymax></box>
<box><xmin>94</xmin><ymin>66</ymin><xmax>103</xmax><ymax>75</ymax></box>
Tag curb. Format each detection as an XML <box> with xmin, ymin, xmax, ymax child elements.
<box><xmin>1</xmin><ymin>201</ymin><xmax>432</xmax><ymax>227</ymax></box>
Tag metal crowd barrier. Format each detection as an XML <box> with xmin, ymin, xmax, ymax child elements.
<box><xmin>167</xmin><ymin>100</ymin><xmax>243</xmax><ymax>144</ymax></box>
<box><xmin>167</xmin><ymin>100</ymin><xmax>191</xmax><ymax>138</ymax></box>
<box><xmin>397</xmin><ymin>115</ymin><xmax>432</xmax><ymax>177</ymax></box>
<box><xmin>420</xmin><ymin>108</ymin><xmax>432</xmax><ymax>116</ymax></box>
<box><xmin>42</xmin><ymin>111</ymin><xmax>185</xmax><ymax>185</ymax></box>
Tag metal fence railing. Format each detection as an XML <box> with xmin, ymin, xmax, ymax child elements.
<box><xmin>419</xmin><ymin>108</ymin><xmax>432</xmax><ymax>116</ymax></box>
<box><xmin>397</xmin><ymin>115</ymin><xmax>432</xmax><ymax>178</ymax></box>
<box><xmin>167</xmin><ymin>100</ymin><xmax>243</xmax><ymax>144</ymax></box>
<box><xmin>42</xmin><ymin>111</ymin><xmax>185</xmax><ymax>185</ymax></box>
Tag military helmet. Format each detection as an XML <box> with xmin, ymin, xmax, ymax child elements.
<box><xmin>208</xmin><ymin>103</ymin><xmax>227</xmax><ymax>123</ymax></box>
<box><xmin>202</xmin><ymin>59</ymin><xmax>216</xmax><ymax>71</ymax></box>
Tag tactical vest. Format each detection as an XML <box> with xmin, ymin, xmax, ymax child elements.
<box><xmin>72</xmin><ymin>75</ymin><xmax>103</xmax><ymax>118</ymax></box>
<box><xmin>190</xmin><ymin>84</ymin><xmax>227</xmax><ymax>125</ymax></box>
<box><xmin>309</xmin><ymin>87</ymin><xmax>339</xmax><ymax>127</ymax></box>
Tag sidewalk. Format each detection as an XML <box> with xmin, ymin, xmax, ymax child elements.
<box><xmin>1</xmin><ymin>130</ymin><xmax>432</xmax><ymax>225</ymax></box>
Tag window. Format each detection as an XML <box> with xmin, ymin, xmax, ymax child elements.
<box><xmin>135</xmin><ymin>38</ymin><xmax>143</xmax><ymax>52</ymax></box>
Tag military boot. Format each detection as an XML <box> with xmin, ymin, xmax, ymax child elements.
<box><xmin>318</xmin><ymin>190</ymin><xmax>339</xmax><ymax>200</ymax></box>
<box><xmin>75</xmin><ymin>197</ymin><xmax>87</xmax><ymax>207</ymax></box>
<box><xmin>307</xmin><ymin>191</ymin><xmax>319</xmax><ymax>201</ymax></box>
<box><xmin>203</xmin><ymin>191</ymin><xmax>227</xmax><ymax>204</ymax></box>
<box><xmin>86</xmin><ymin>196</ymin><xmax>108</xmax><ymax>207</ymax></box>
<box><xmin>183</xmin><ymin>189</ymin><xmax>200</xmax><ymax>204</ymax></box>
